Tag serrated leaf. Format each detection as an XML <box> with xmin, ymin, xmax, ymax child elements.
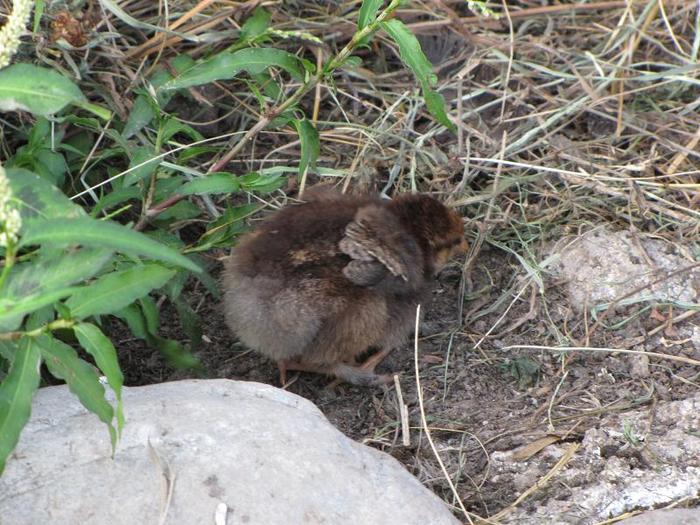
<box><xmin>160</xmin><ymin>48</ymin><xmax>312</xmax><ymax>92</ymax></box>
<box><xmin>178</xmin><ymin>173</ymin><xmax>240</xmax><ymax>195</ymax></box>
<box><xmin>19</xmin><ymin>217</ymin><xmax>201</xmax><ymax>273</ymax></box>
<box><xmin>73</xmin><ymin>323</ymin><xmax>125</xmax><ymax>433</ymax></box>
<box><xmin>293</xmin><ymin>119</ymin><xmax>320</xmax><ymax>177</ymax></box>
<box><xmin>0</xmin><ymin>338</ymin><xmax>41</xmax><ymax>474</ymax></box>
<box><xmin>380</xmin><ymin>19</ymin><xmax>455</xmax><ymax>130</ymax></box>
<box><xmin>37</xmin><ymin>335</ymin><xmax>116</xmax><ymax>446</ymax></box>
<box><xmin>0</xmin><ymin>64</ymin><xmax>86</xmax><ymax>117</ymax></box>
<box><xmin>66</xmin><ymin>264</ymin><xmax>176</xmax><ymax>318</ymax></box>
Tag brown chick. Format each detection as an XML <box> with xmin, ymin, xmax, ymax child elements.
<box><xmin>222</xmin><ymin>189</ymin><xmax>467</xmax><ymax>387</ymax></box>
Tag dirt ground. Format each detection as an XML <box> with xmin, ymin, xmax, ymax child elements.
<box><xmin>110</xmin><ymin>239</ymin><xmax>700</xmax><ymax>522</ymax></box>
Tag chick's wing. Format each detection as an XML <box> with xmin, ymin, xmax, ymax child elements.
<box><xmin>339</xmin><ymin>203</ymin><xmax>423</xmax><ymax>289</ymax></box>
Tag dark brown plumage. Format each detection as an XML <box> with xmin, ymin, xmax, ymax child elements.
<box><xmin>222</xmin><ymin>188</ymin><xmax>467</xmax><ymax>386</ymax></box>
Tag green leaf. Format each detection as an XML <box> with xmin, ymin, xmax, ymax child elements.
<box><xmin>123</xmin><ymin>147</ymin><xmax>161</xmax><ymax>186</ymax></box>
<box><xmin>178</xmin><ymin>172</ymin><xmax>240</xmax><ymax>195</ymax></box>
<box><xmin>73</xmin><ymin>323</ymin><xmax>125</xmax><ymax>433</ymax></box>
<box><xmin>161</xmin><ymin>48</ymin><xmax>312</xmax><ymax>92</ymax></box>
<box><xmin>122</xmin><ymin>94</ymin><xmax>156</xmax><ymax>139</ymax></box>
<box><xmin>0</xmin><ymin>64</ymin><xmax>86</xmax><ymax>117</ymax></box>
<box><xmin>251</xmin><ymin>71</ymin><xmax>282</xmax><ymax>100</ymax></box>
<box><xmin>174</xmin><ymin>297</ymin><xmax>202</xmax><ymax>350</ymax></box>
<box><xmin>91</xmin><ymin>186</ymin><xmax>140</xmax><ymax>216</ymax></box>
<box><xmin>0</xmin><ymin>338</ymin><xmax>41</xmax><ymax>474</ymax></box>
<box><xmin>149</xmin><ymin>335</ymin><xmax>200</xmax><ymax>369</ymax></box>
<box><xmin>19</xmin><ymin>217</ymin><xmax>201</xmax><ymax>273</ymax></box>
<box><xmin>160</xmin><ymin>118</ymin><xmax>204</xmax><ymax>144</ymax></box>
<box><xmin>358</xmin><ymin>0</ymin><xmax>383</xmax><ymax>31</ymax></box>
<box><xmin>194</xmin><ymin>204</ymin><xmax>258</xmax><ymax>251</ymax></box>
<box><xmin>65</xmin><ymin>264</ymin><xmax>176</xmax><ymax>318</ymax></box>
<box><xmin>138</xmin><ymin>297</ymin><xmax>159</xmax><ymax>335</ymax></box>
<box><xmin>113</xmin><ymin>304</ymin><xmax>148</xmax><ymax>340</ymax></box>
<box><xmin>240</xmin><ymin>8</ymin><xmax>271</xmax><ymax>41</ymax></box>
<box><xmin>37</xmin><ymin>335</ymin><xmax>116</xmax><ymax>446</ymax></box>
<box><xmin>293</xmin><ymin>119</ymin><xmax>320</xmax><ymax>177</ymax></box>
<box><xmin>153</xmin><ymin>200</ymin><xmax>201</xmax><ymax>222</ymax></box>
<box><xmin>72</xmin><ymin>100</ymin><xmax>112</xmax><ymax>120</ymax></box>
<box><xmin>0</xmin><ymin>287</ymin><xmax>80</xmax><ymax>331</ymax></box>
<box><xmin>380</xmin><ymin>19</ymin><xmax>455</xmax><ymax>130</ymax></box>
<box><xmin>7</xmin><ymin>168</ymin><xmax>85</xmax><ymax>232</ymax></box>
<box><xmin>4</xmin><ymin>248</ymin><xmax>113</xmax><ymax>300</ymax></box>
<box><xmin>239</xmin><ymin>172</ymin><xmax>286</xmax><ymax>194</ymax></box>
<box><xmin>177</xmin><ymin>146</ymin><xmax>219</xmax><ymax>163</ymax></box>
<box><xmin>35</xmin><ymin>149</ymin><xmax>68</xmax><ymax>185</ymax></box>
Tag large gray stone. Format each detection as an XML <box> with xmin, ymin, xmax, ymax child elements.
<box><xmin>0</xmin><ymin>379</ymin><xmax>459</xmax><ymax>525</ymax></box>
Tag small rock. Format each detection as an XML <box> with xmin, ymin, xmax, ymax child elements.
<box><xmin>549</xmin><ymin>229</ymin><xmax>699</xmax><ymax>312</ymax></box>
<box><xmin>628</xmin><ymin>353</ymin><xmax>650</xmax><ymax>378</ymax></box>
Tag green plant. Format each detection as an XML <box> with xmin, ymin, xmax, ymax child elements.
<box><xmin>0</xmin><ymin>1</ymin><xmax>453</xmax><ymax>473</ymax></box>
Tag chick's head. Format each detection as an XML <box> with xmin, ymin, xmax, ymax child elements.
<box><xmin>389</xmin><ymin>194</ymin><xmax>467</xmax><ymax>274</ymax></box>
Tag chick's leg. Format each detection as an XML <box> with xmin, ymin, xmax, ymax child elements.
<box><xmin>277</xmin><ymin>358</ymin><xmax>328</xmax><ymax>388</ymax></box>
<box><xmin>358</xmin><ymin>346</ymin><xmax>394</xmax><ymax>373</ymax></box>
<box><xmin>331</xmin><ymin>363</ymin><xmax>393</xmax><ymax>387</ymax></box>
<box><xmin>326</xmin><ymin>346</ymin><xmax>395</xmax><ymax>388</ymax></box>
<box><xmin>277</xmin><ymin>360</ymin><xmax>288</xmax><ymax>386</ymax></box>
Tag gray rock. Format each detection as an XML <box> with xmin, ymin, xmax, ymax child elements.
<box><xmin>492</xmin><ymin>392</ymin><xmax>700</xmax><ymax>524</ymax></box>
<box><xmin>0</xmin><ymin>379</ymin><xmax>459</xmax><ymax>525</ymax></box>
<box><xmin>549</xmin><ymin>228</ymin><xmax>699</xmax><ymax>312</ymax></box>
<box><xmin>616</xmin><ymin>509</ymin><xmax>700</xmax><ymax>524</ymax></box>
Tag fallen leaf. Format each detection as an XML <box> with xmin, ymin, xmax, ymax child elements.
<box><xmin>512</xmin><ymin>435</ymin><xmax>561</xmax><ymax>461</ymax></box>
